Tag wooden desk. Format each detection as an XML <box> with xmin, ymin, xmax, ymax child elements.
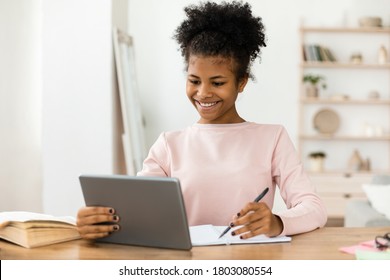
<box><xmin>1</xmin><ymin>227</ymin><xmax>388</xmax><ymax>260</ymax></box>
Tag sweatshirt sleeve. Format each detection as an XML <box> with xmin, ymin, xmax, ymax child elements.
<box><xmin>136</xmin><ymin>133</ymin><xmax>170</xmax><ymax>177</ymax></box>
<box><xmin>272</xmin><ymin>127</ymin><xmax>328</xmax><ymax>236</ymax></box>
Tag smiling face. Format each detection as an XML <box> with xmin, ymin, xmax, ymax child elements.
<box><xmin>186</xmin><ymin>55</ymin><xmax>248</xmax><ymax>124</ymax></box>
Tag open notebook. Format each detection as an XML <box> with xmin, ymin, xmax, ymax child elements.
<box><xmin>190</xmin><ymin>224</ymin><xmax>291</xmax><ymax>246</ymax></box>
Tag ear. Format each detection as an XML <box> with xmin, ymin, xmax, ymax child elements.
<box><xmin>238</xmin><ymin>75</ymin><xmax>249</xmax><ymax>93</ymax></box>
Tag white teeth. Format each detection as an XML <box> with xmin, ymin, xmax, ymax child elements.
<box><xmin>199</xmin><ymin>101</ymin><xmax>217</xmax><ymax>107</ymax></box>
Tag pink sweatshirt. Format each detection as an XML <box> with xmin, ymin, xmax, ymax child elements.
<box><xmin>137</xmin><ymin>122</ymin><xmax>327</xmax><ymax>236</ymax></box>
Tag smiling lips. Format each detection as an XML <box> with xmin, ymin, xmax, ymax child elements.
<box><xmin>196</xmin><ymin>100</ymin><xmax>220</xmax><ymax>109</ymax></box>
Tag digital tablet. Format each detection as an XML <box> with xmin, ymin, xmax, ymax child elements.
<box><xmin>79</xmin><ymin>174</ymin><xmax>192</xmax><ymax>250</ymax></box>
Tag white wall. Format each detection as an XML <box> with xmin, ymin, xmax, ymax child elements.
<box><xmin>0</xmin><ymin>0</ymin><xmax>128</xmax><ymax>217</ymax></box>
<box><xmin>41</xmin><ymin>0</ymin><xmax>110</xmax><ymax>216</ymax></box>
<box><xmin>128</xmin><ymin>0</ymin><xmax>390</xmax><ymax>149</ymax></box>
<box><xmin>0</xmin><ymin>0</ymin><xmax>43</xmax><ymax>212</ymax></box>
<box><xmin>42</xmin><ymin>0</ymin><xmax>126</xmax><ymax>217</ymax></box>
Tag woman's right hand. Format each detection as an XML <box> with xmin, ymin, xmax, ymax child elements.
<box><xmin>76</xmin><ymin>206</ymin><xmax>120</xmax><ymax>239</ymax></box>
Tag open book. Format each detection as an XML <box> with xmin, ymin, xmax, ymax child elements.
<box><xmin>190</xmin><ymin>224</ymin><xmax>291</xmax><ymax>246</ymax></box>
<box><xmin>0</xmin><ymin>211</ymin><xmax>81</xmax><ymax>248</ymax></box>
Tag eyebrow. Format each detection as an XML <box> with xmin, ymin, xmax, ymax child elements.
<box><xmin>188</xmin><ymin>74</ymin><xmax>227</xmax><ymax>80</ymax></box>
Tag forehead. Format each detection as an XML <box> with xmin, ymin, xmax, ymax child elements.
<box><xmin>188</xmin><ymin>55</ymin><xmax>235</xmax><ymax>75</ymax></box>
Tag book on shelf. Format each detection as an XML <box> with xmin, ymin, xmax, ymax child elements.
<box><xmin>0</xmin><ymin>211</ymin><xmax>81</xmax><ymax>248</ymax></box>
<box><xmin>303</xmin><ymin>44</ymin><xmax>337</xmax><ymax>62</ymax></box>
<box><xmin>189</xmin><ymin>224</ymin><xmax>291</xmax><ymax>246</ymax></box>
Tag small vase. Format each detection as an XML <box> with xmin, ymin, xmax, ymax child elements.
<box><xmin>306</xmin><ymin>84</ymin><xmax>318</xmax><ymax>98</ymax></box>
<box><xmin>378</xmin><ymin>45</ymin><xmax>388</xmax><ymax>64</ymax></box>
<box><xmin>348</xmin><ymin>150</ymin><xmax>363</xmax><ymax>171</ymax></box>
<box><xmin>309</xmin><ymin>157</ymin><xmax>324</xmax><ymax>172</ymax></box>
<box><xmin>350</xmin><ymin>52</ymin><xmax>363</xmax><ymax>64</ymax></box>
<box><xmin>360</xmin><ymin>158</ymin><xmax>371</xmax><ymax>171</ymax></box>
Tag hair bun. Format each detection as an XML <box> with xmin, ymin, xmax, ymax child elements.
<box><xmin>174</xmin><ymin>1</ymin><xmax>266</xmax><ymax>62</ymax></box>
<box><xmin>174</xmin><ymin>1</ymin><xmax>266</xmax><ymax>80</ymax></box>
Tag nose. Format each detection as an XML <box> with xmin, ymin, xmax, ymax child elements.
<box><xmin>197</xmin><ymin>84</ymin><xmax>213</xmax><ymax>99</ymax></box>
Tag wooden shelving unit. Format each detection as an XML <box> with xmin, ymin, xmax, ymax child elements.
<box><xmin>302</xmin><ymin>62</ymin><xmax>390</xmax><ymax>69</ymax></box>
<box><xmin>301</xmin><ymin>27</ymin><xmax>390</xmax><ymax>34</ymax></box>
<box><xmin>301</xmin><ymin>98</ymin><xmax>390</xmax><ymax>105</ymax></box>
<box><xmin>298</xmin><ymin>26</ymin><xmax>390</xmax><ymax>222</ymax></box>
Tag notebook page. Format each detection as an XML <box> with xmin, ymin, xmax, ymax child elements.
<box><xmin>214</xmin><ymin>226</ymin><xmax>291</xmax><ymax>245</ymax></box>
<box><xmin>190</xmin><ymin>224</ymin><xmax>222</xmax><ymax>245</ymax></box>
<box><xmin>190</xmin><ymin>225</ymin><xmax>291</xmax><ymax>246</ymax></box>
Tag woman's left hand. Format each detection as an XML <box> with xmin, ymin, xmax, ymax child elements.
<box><xmin>229</xmin><ymin>202</ymin><xmax>283</xmax><ymax>239</ymax></box>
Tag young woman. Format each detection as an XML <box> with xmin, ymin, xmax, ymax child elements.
<box><xmin>77</xmin><ymin>1</ymin><xmax>327</xmax><ymax>240</ymax></box>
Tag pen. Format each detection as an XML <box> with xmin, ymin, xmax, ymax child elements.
<box><xmin>218</xmin><ymin>187</ymin><xmax>270</xmax><ymax>239</ymax></box>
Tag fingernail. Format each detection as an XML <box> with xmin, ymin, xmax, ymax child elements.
<box><xmin>236</xmin><ymin>212</ymin><xmax>241</xmax><ymax>217</ymax></box>
<box><xmin>113</xmin><ymin>225</ymin><xmax>120</xmax><ymax>231</ymax></box>
<box><xmin>109</xmin><ymin>208</ymin><xmax>114</xmax><ymax>214</ymax></box>
<box><xmin>113</xmin><ymin>215</ymin><xmax>119</xmax><ymax>221</ymax></box>
<box><xmin>231</xmin><ymin>231</ymin><xmax>235</xmax><ymax>236</ymax></box>
<box><xmin>240</xmin><ymin>236</ymin><xmax>243</xmax><ymax>239</ymax></box>
<box><xmin>230</xmin><ymin>222</ymin><xmax>234</xmax><ymax>227</ymax></box>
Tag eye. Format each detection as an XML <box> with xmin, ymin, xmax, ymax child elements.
<box><xmin>212</xmin><ymin>81</ymin><xmax>225</xmax><ymax>87</ymax></box>
<box><xmin>189</xmin><ymin>79</ymin><xmax>200</xmax><ymax>85</ymax></box>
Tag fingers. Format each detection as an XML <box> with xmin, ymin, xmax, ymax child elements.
<box><xmin>236</xmin><ymin>201</ymin><xmax>269</xmax><ymax>218</ymax></box>
<box><xmin>230</xmin><ymin>202</ymin><xmax>282</xmax><ymax>238</ymax></box>
<box><xmin>231</xmin><ymin>202</ymin><xmax>271</xmax><ymax>236</ymax></box>
<box><xmin>232</xmin><ymin>223</ymin><xmax>267</xmax><ymax>240</ymax></box>
<box><xmin>234</xmin><ymin>202</ymin><xmax>270</xmax><ymax>226</ymax></box>
<box><xmin>77</xmin><ymin>206</ymin><xmax>120</xmax><ymax>239</ymax></box>
<box><xmin>78</xmin><ymin>224</ymin><xmax>120</xmax><ymax>240</ymax></box>
<box><xmin>77</xmin><ymin>206</ymin><xmax>114</xmax><ymax>220</ymax></box>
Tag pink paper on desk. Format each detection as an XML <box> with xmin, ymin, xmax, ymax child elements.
<box><xmin>339</xmin><ymin>240</ymin><xmax>380</xmax><ymax>254</ymax></box>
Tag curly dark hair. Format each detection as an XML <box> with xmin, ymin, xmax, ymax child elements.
<box><xmin>173</xmin><ymin>1</ymin><xmax>266</xmax><ymax>81</ymax></box>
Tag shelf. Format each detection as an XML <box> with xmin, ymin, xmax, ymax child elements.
<box><xmin>302</xmin><ymin>62</ymin><xmax>390</xmax><ymax>69</ymax></box>
<box><xmin>299</xmin><ymin>26</ymin><xmax>390</xmax><ymax>184</ymax></box>
<box><xmin>300</xmin><ymin>135</ymin><xmax>390</xmax><ymax>141</ymax></box>
<box><xmin>307</xmin><ymin>169</ymin><xmax>390</xmax><ymax>176</ymax></box>
<box><xmin>301</xmin><ymin>98</ymin><xmax>390</xmax><ymax>105</ymax></box>
<box><xmin>300</xmin><ymin>27</ymin><xmax>390</xmax><ymax>34</ymax></box>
